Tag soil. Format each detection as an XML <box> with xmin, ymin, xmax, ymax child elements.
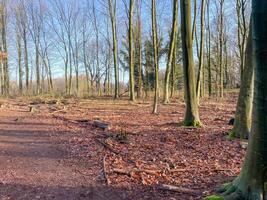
<box><xmin>0</xmin><ymin>95</ymin><xmax>245</xmax><ymax>200</ymax></box>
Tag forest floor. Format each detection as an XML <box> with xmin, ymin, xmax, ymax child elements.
<box><xmin>0</xmin><ymin>94</ymin><xmax>245</xmax><ymax>200</ymax></box>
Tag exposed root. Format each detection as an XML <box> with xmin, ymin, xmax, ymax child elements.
<box><xmin>213</xmin><ymin>182</ymin><xmax>245</xmax><ymax>200</ymax></box>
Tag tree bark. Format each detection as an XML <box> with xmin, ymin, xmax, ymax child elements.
<box><xmin>152</xmin><ymin>0</ymin><xmax>159</xmax><ymax>114</ymax></box>
<box><xmin>232</xmin><ymin>21</ymin><xmax>253</xmax><ymax>140</ymax></box>
<box><xmin>108</xmin><ymin>0</ymin><xmax>120</xmax><ymax>99</ymax></box>
<box><xmin>129</xmin><ymin>0</ymin><xmax>135</xmax><ymax>101</ymax></box>
<box><xmin>164</xmin><ymin>0</ymin><xmax>179</xmax><ymax>104</ymax></box>
<box><xmin>219</xmin><ymin>1</ymin><xmax>267</xmax><ymax>199</ymax></box>
<box><xmin>180</xmin><ymin>0</ymin><xmax>201</xmax><ymax>126</ymax></box>
<box><xmin>196</xmin><ymin>0</ymin><xmax>206</xmax><ymax>102</ymax></box>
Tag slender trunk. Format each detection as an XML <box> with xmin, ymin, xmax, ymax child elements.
<box><xmin>170</xmin><ymin>41</ymin><xmax>176</xmax><ymax>98</ymax></box>
<box><xmin>196</xmin><ymin>0</ymin><xmax>206</xmax><ymax>102</ymax></box>
<box><xmin>152</xmin><ymin>0</ymin><xmax>159</xmax><ymax>114</ymax></box>
<box><xmin>108</xmin><ymin>0</ymin><xmax>119</xmax><ymax>99</ymax></box>
<box><xmin>23</xmin><ymin>30</ymin><xmax>29</xmax><ymax>94</ymax></box>
<box><xmin>164</xmin><ymin>0</ymin><xmax>178</xmax><ymax>104</ymax></box>
<box><xmin>219</xmin><ymin>0</ymin><xmax>224</xmax><ymax>98</ymax></box>
<box><xmin>129</xmin><ymin>0</ymin><xmax>135</xmax><ymax>101</ymax></box>
<box><xmin>206</xmin><ymin>0</ymin><xmax>212</xmax><ymax>96</ymax></box>
<box><xmin>137</xmin><ymin>0</ymin><xmax>142</xmax><ymax>99</ymax></box>
<box><xmin>17</xmin><ymin>35</ymin><xmax>23</xmax><ymax>94</ymax></box>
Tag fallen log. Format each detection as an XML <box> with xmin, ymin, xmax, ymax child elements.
<box><xmin>158</xmin><ymin>184</ymin><xmax>199</xmax><ymax>194</ymax></box>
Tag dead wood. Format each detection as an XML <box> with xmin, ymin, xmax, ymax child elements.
<box><xmin>113</xmin><ymin>168</ymin><xmax>161</xmax><ymax>176</ymax></box>
<box><xmin>103</xmin><ymin>155</ymin><xmax>110</xmax><ymax>185</ymax></box>
<box><xmin>158</xmin><ymin>184</ymin><xmax>199</xmax><ymax>194</ymax></box>
<box><xmin>95</xmin><ymin>138</ymin><xmax>120</xmax><ymax>155</ymax></box>
<box><xmin>93</xmin><ymin>120</ymin><xmax>110</xmax><ymax>130</ymax></box>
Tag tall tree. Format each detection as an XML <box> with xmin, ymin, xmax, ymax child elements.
<box><xmin>136</xmin><ymin>0</ymin><xmax>142</xmax><ymax>99</ymax></box>
<box><xmin>129</xmin><ymin>0</ymin><xmax>135</xmax><ymax>101</ymax></box>
<box><xmin>206</xmin><ymin>0</ymin><xmax>212</xmax><ymax>96</ymax></box>
<box><xmin>108</xmin><ymin>0</ymin><xmax>119</xmax><ymax>99</ymax></box>
<box><xmin>152</xmin><ymin>0</ymin><xmax>159</xmax><ymax>114</ymax></box>
<box><xmin>236</xmin><ymin>0</ymin><xmax>249</xmax><ymax>80</ymax></box>
<box><xmin>232</xmin><ymin>20</ymin><xmax>253</xmax><ymax>139</ymax></box>
<box><xmin>217</xmin><ymin>1</ymin><xmax>267</xmax><ymax>199</ymax></box>
<box><xmin>163</xmin><ymin>0</ymin><xmax>179</xmax><ymax>104</ymax></box>
<box><xmin>0</xmin><ymin>1</ymin><xmax>8</xmax><ymax>95</ymax></box>
<box><xmin>180</xmin><ymin>0</ymin><xmax>201</xmax><ymax>126</ymax></box>
<box><xmin>196</xmin><ymin>0</ymin><xmax>206</xmax><ymax>102</ymax></box>
<box><xmin>218</xmin><ymin>0</ymin><xmax>225</xmax><ymax>98</ymax></box>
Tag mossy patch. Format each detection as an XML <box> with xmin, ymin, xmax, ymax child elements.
<box><xmin>183</xmin><ymin>120</ymin><xmax>202</xmax><ymax>127</ymax></box>
<box><xmin>227</xmin><ymin>131</ymin><xmax>236</xmax><ymax>140</ymax></box>
<box><xmin>204</xmin><ymin>195</ymin><xmax>224</xmax><ymax>200</ymax></box>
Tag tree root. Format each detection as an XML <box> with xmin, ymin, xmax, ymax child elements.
<box><xmin>183</xmin><ymin>120</ymin><xmax>202</xmax><ymax>127</ymax></box>
<box><xmin>211</xmin><ymin>182</ymin><xmax>244</xmax><ymax>200</ymax></box>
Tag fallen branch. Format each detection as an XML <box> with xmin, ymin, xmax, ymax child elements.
<box><xmin>169</xmin><ymin>168</ymin><xmax>233</xmax><ymax>173</ymax></box>
<box><xmin>113</xmin><ymin>166</ymin><xmax>233</xmax><ymax>177</ymax></box>
<box><xmin>103</xmin><ymin>155</ymin><xmax>110</xmax><ymax>185</ymax></box>
<box><xmin>158</xmin><ymin>184</ymin><xmax>199</xmax><ymax>194</ymax></box>
<box><xmin>95</xmin><ymin>138</ymin><xmax>120</xmax><ymax>155</ymax></box>
<box><xmin>113</xmin><ymin>168</ymin><xmax>161</xmax><ymax>176</ymax></box>
<box><xmin>52</xmin><ymin>115</ymin><xmax>80</xmax><ymax>125</ymax></box>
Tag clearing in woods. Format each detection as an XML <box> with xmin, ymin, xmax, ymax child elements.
<box><xmin>0</xmin><ymin>96</ymin><xmax>244</xmax><ymax>200</ymax></box>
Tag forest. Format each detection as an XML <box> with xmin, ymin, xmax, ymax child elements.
<box><xmin>0</xmin><ymin>0</ymin><xmax>266</xmax><ymax>199</ymax></box>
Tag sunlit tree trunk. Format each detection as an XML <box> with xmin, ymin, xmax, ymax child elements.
<box><xmin>129</xmin><ymin>0</ymin><xmax>135</xmax><ymax>101</ymax></box>
<box><xmin>236</xmin><ymin>0</ymin><xmax>248</xmax><ymax>81</ymax></box>
<box><xmin>218</xmin><ymin>0</ymin><xmax>224</xmax><ymax>98</ymax></box>
<box><xmin>218</xmin><ymin>2</ymin><xmax>267</xmax><ymax>199</ymax></box>
<box><xmin>108</xmin><ymin>0</ymin><xmax>119</xmax><ymax>99</ymax></box>
<box><xmin>136</xmin><ymin>0</ymin><xmax>142</xmax><ymax>99</ymax></box>
<box><xmin>164</xmin><ymin>0</ymin><xmax>178</xmax><ymax>104</ymax></box>
<box><xmin>206</xmin><ymin>0</ymin><xmax>212</xmax><ymax>97</ymax></box>
<box><xmin>1</xmin><ymin>3</ymin><xmax>8</xmax><ymax>96</ymax></box>
<box><xmin>180</xmin><ymin>0</ymin><xmax>201</xmax><ymax>126</ymax></box>
<box><xmin>152</xmin><ymin>0</ymin><xmax>159</xmax><ymax>114</ymax></box>
<box><xmin>232</xmin><ymin>20</ymin><xmax>253</xmax><ymax>139</ymax></box>
<box><xmin>196</xmin><ymin>0</ymin><xmax>206</xmax><ymax>102</ymax></box>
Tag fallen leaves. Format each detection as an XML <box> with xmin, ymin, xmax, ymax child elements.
<box><xmin>51</xmin><ymin>95</ymin><xmax>244</xmax><ymax>199</ymax></box>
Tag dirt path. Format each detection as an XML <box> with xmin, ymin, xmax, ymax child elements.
<box><xmin>0</xmin><ymin>102</ymin><xmax>124</xmax><ymax>200</ymax></box>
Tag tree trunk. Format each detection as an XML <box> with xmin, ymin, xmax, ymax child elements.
<box><xmin>152</xmin><ymin>0</ymin><xmax>159</xmax><ymax>114</ymax></box>
<box><xmin>129</xmin><ymin>0</ymin><xmax>135</xmax><ymax>101</ymax></box>
<box><xmin>218</xmin><ymin>0</ymin><xmax>224</xmax><ymax>98</ymax></box>
<box><xmin>164</xmin><ymin>0</ymin><xmax>178</xmax><ymax>104</ymax></box>
<box><xmin>180</xmin><ymin>0</ymin><xmax>201</xmax><ymax>126</ymax></box>
<box><xmin>219</xmin><ymin>1</ymin><xmax>267</xmax><ymax>199</ymax></box>
<box><xmin>136</xmin><ymin>0</ymin><xmax>142</xmax><ymax>99</ymax></box>
<box><xmin>17</xmin><ymin>34</ymin><xmax>23</xmax><ymax>95</ymax></box>
<box><xmin>170</xmin><ymin>41</ymin><xmax>177</xmax><ymax>98</ymax></box>
<box><xmin>23</xmin><ymin>30</ymin><xmax>29</xmax><ymax>94</ymax></box>
<box><xmin>196</xmin><ymin>0</ymin><xmax>206</xmax><ymax>103</ymax></box>
<box><xmin>232</xmin><ymin>20</ymin><xmax>253</xmax><ymax>139</ymax></box>
<box><xmin>108</xmin><ymin>0</ymin><xmax>119</xmax><ymax>99</ymax></box>
<box><xmin>206</xmin><ymin>0</ymin><xmax>212</xmax><ymax>97</ymax></box>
